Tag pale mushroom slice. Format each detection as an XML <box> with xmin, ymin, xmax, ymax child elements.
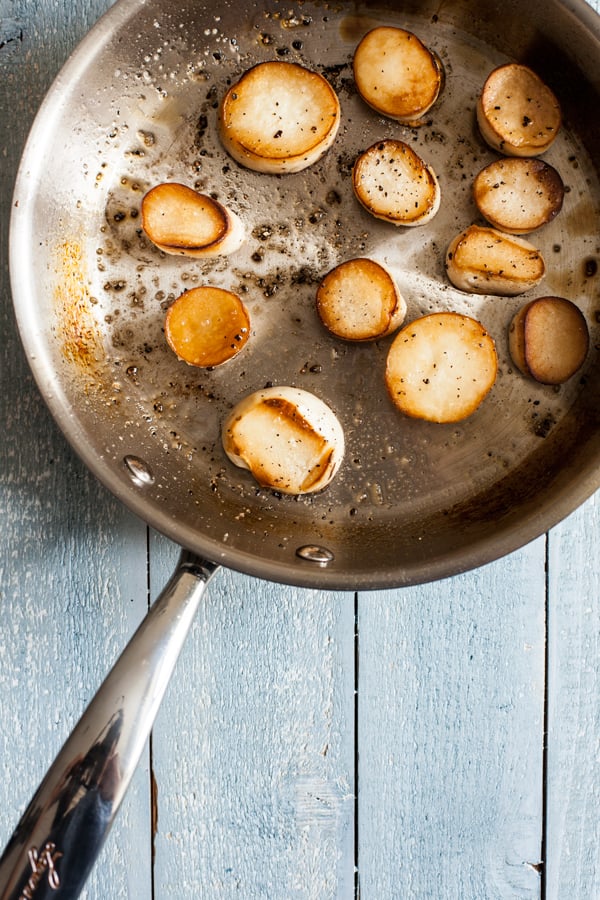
<box><xmin>218</xmin><ymin>61</ymin><xmax>341</xmax><ymax>174</ymax></box>
<box><xmin>141</xmin><ymin>183</ymin><xmax>244</xmax><ymax>257</ymax></box>
<box><xmin>477</xmin><ymin>63</ymin><xmax>561</xmax><ymax>156</ymax></box>
<box><xmin>385</xmin><ymin>312</ymin><xmax>498</xmax><ymax>423</ymax></box>
<box><xmin>353</xmin><ymin>26</ymin><xmax>444</xmax><ymax>124</ymax></box>
<box><xmin>222</xmin><ymin>387</ymin><xmax>345</xmax><ymax>494</ymax></box>
<box><xmin>473</xmin><ymin>157</ymin><xmax>564</xmax><ymax>234</ymax></box>
<box><xmin>316</xmin><ymin>257</ymin><xmax>407</xmax><ymax>341</ymax></box>
<box><xmin>445</xmin><ymin>225</ymin><xmax>545</xmax><ymax>295</ymax></box>
<box><xmin>353</xmin><ymin>140</ymin><xmax>441</xmax><ymax>226</ymax></box>
<box><xmin>508</xmin><ymin>296</ymin><xmax>589</xmax><ymax>384</ymax></box>
<box><xmin>164</xmin><ymin>286</ymin><xmax>250</xmax><ymax>368</ymax></box>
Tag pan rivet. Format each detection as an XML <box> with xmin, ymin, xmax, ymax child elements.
<box><xmin>296</xmin><ymin>545</ymin><xmax>335</xmax><ymax>566</ymax></box>
<box><xmin>123</xmin><ymin>455</ymin><xmax>155</xmax><ymax>486</ymax></box>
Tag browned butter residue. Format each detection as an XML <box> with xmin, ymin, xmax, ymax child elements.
<box><xmin>54</xmin><ymin>240</ymin><xmax>104</xmax><ymax>374</ymax></box>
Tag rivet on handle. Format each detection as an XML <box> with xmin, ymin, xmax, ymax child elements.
<box><xmin>123</xmin><ymin>455</ymin><xmax>155</xmax><ymax>486</ymax></box>
<box><xmin>296</xmin><ymin>545</ymin><xmax>335</xmax><ymax>566</ymax></box>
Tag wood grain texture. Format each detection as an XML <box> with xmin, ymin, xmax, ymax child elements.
<box><xmin>357</xmin><ymin>538</ymin><xmax>546</xmax><ymax>900</ymax></box>
<box><xmin>546</xmin><ymin>492</ymin><xmax>600</xmax><ymax>900</ymax></box>
<box><xmin>0</xmin><ymin>416</ymin><xmax>153</xmax><ymax>899</ymax></box>
<box><xmin>149</xmin><ymin>534</ymin><xmax>355</xmax><ymax>899</ymax></box>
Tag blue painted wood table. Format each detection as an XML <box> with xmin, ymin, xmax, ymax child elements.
<box><xmin>0</xmin><ymin>1</ymin><xmax>598</xmax><ymax>897</ymax></box>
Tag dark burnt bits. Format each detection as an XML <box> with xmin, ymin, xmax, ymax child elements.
<box><xmin>532</xmin><ymin>412</ymin><xmax>556</xmax><ymax>438</ymax></box>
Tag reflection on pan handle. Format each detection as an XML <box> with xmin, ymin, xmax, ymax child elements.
<box><xmin>0</xmin><ymin>550</ymin><xmax>219</xmax><ymax>900</ymax></box>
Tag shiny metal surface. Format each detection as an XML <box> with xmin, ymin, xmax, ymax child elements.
<box><xmin>9</xmin><ymin>0</ymin><xmax>600</xmax><ymax>589</ymax></box>
<box><xmin>0</xmin><ymin>552</ymin><xmax>217</xmax><ymax>899</ymax></box>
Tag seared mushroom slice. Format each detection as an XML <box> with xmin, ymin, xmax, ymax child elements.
<box><xmin>141</xmin><ymin>183</ymin><xmax>244</xmax><ymax>257</ymax></box>
<box><xmin>219</xmin><ymin>61</ymin><xmax>341</xmax><ymax>174</ymax></box>
<box><xmin>473</xmin><ymin>157</ymin><xmax>564</xmax><ymax>234</ymax></box>
<box><xmin>353</xmin><ymin>139</ymin><xmax>441</xmax><ymax>227</ymax></box>
<box><xmin>353</xmin><ymin>26</ymin><xmax>444</xmax><ymax>124</ymax></box>
<box><xmin>316</xmin><ymin>257</ymin><xmax>407</xmax><ymax>341</ymax></box>
<box><xmin>508</xmin><ymin>296</ymin><xmax>589</xmax><ymax>384</ymax></box>
<box><xmin>385</xmin><ymin>312</ymin><xmax>498</xmax><ymax>423</ymax></box>
<box><xmin>222</xmin><ymin>387</ymin><xmax>345</xmax><ymax>494</ymax></box>
<box><xmin>165</xmin><ymin>286</ymin><xmax>250</xmax><ymax>368</ymax></box>
<box><xmin>446</xmin><ymin>225</ymin><xmax>545</xmax><ymax>295</ymax></box>
<box><xmin>477</xmin><ymin>63</ymin><xmax>561</xmax><ymax>157</ymax></box>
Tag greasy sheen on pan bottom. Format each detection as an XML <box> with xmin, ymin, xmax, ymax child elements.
<box><xmin>10</xmin><ymin>0</ymin><xmax>600</xmax><ymax>589</ymax></box>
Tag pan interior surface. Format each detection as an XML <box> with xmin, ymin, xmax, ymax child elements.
<box><xmin>10</xmin><ymin>0</ymin><xmax>600</xmax><ymax>588</ymax></box>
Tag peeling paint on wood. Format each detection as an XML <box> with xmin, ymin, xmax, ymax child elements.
<box><xmin>546</xmin><ymin>493</ymin><xmax>600</xmax><ymax>900</ymax></box>
<box><xmin>0</xmin><ymin>20</ymin><xmax>24</xmax><ymax>55</ymax></box>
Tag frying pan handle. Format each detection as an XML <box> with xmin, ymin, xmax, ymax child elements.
<box><xmin>0</xmin><ymin>550</ymin><xmax>218</xmax><ymax>900</ymax></box>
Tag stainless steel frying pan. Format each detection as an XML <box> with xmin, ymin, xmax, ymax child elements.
<box><xmin>2</xmin><ymin>0</ymin><xmax>600</xmax><ymax>895</ymax></box>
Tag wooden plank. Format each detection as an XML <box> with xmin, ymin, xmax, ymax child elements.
<box><xmin>0</xmin><ymin>429</ymin><xmax>153</xmax><ymax>898</ymax></box>
<box><xmin>149</xmin><ymin>533</ymin><xmax>355</xmax><ymax>898</ymax></box>
<box><xmin>357</xmin><ymin>539</ymin><xmax>546</xmax><ymax>899</ymax></box>
<box><xmin>546</xmin><ymin>493</ymin><xmax>600</xmax><ymax>900</ymax></box>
